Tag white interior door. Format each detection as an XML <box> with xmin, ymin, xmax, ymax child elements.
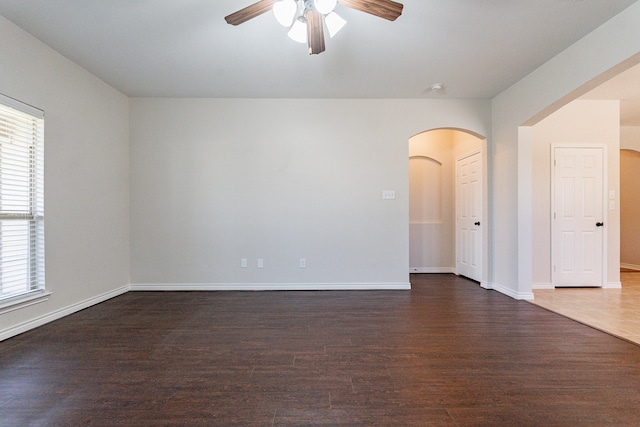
<box><xmin>552</xmin><ymin>146</ymin><xmax>605</xmax><ymax>287</ymax></box>
<box><xmin>456</xmin><ymin>151</ymin><xmax>482</xmax><ymax>282</ymax></box>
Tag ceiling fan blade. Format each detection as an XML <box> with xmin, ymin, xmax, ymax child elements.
<box><xmin>225</xmin><ymin>0</ymin><xmax>277</xmax><ymax>26</ymax></box>
<box><xmin>337</xmin><ymin>0</ymin><xmax>403</xmax><ymax>21</ymax></box>
<box><xmin>306</xmin><ymin>9</ymin><xmax>326</xmax><ymax>55</ymax></box>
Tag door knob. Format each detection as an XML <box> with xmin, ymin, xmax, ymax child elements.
<box><xmin>474</xmin><ymin>222</ymin><xmax>480</xmax><ymax>226</ymax></box>
<box><xmin>596</xmin><ymin>222</ymin><xmax>604</xmax><ymax>227</ymax></box>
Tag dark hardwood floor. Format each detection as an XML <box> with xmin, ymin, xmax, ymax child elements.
<box><xmin>2</xmin><ymin>274</ymin><xmax>640</xmax><ymax>426</ymax></box>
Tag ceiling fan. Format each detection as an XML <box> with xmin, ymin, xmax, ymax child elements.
<box><xmin>225</xmin><ymin>0</ymin><xmax>404</xmax><ymax>55</ymax></box>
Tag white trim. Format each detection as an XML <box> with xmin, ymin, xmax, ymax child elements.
<box><xmin>532</xmin><ymin>282</ymin><xmax>554</xmax><ymax>290</ymax></box>
<box><xmin>0</xmin><ymin>291</ymin><xmax>52</xmax><ymax>314</ymax></box>
<box><xmin>531</xmin><ymin>281</ymin><xmax>620</xmax><ymax>289</ymax></box>
<box><xmin>492</xmin><ymin>282</ymin><xmax>535</xmax><ymax>300</ymax></box>
<box><xmin>621</xmin><ymin>263</ymin><xmax>640</xmax><ymax>271</ymax></box>
<box><xmin>0</xmin><ymin>285</ymin><xmax>129</xmax><ymax>342</ymax></box>
<box><xmin>409</xmin><ymin>267</ymin><xmax>455</xmax><ymax>274</ymax></box>
<box><xmin>130</xmin><ymin>282</ymin><xmax>411</xmax><ymax>291</ymax></box>
<box><xmin>480</xmin><ymin>281</ymin><xmax>493</xmax><ymax>290</ymax></box>
<box><xmin>0</xmin><ymin>92</ymin><xmax>44</xmax><ymax>118</ymax></box>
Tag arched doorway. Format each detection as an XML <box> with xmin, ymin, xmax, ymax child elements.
<box><xmin>408</xmin><ymin>128</ymin><xmax>487</xmax><ymax>284</ymax></box>
<box><xmin>620</xmin><ymin>148</ymin><xmax>640</xmax><ymax>270</ymax></box>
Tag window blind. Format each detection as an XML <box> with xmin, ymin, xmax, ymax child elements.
<box><xmin>0</xmin><ymin>94</ymin><xmax>45</xmax><ymax>302</ymax></box>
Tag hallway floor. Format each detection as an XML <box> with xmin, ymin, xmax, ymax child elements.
<box><xmin>531</xmin><ymin>271</ymin><xmax>640</xmax><ymax>345</ymax></box>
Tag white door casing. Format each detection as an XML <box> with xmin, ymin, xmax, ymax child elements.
<box><xmin>552</xmin><ymin>146</ymin><xmax>606</xmax><ymax>287</ymax></box>
<box><xmin>456</xmin><ymin>150</ymin><xmax>482</xmax><ymax>282</ymax></box>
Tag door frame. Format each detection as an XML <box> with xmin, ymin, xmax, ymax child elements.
<box><xmin>550</xmin><ymin>143</ymin><xmax>608</xmax><ymax>287</ymax></box>
<box><xmin>455</xmin><ymin>148</ymin><xmax>483</xmax><ymax>283</ymax></box>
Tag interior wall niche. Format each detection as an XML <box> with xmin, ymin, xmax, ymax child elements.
<box><xmin>409</xmin><ymin>156</ymin><xmax>442</xmax><ymax>224</ymax></box>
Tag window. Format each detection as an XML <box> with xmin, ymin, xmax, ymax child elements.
<box><xmin>0</xmin><ymin>94</ymin><xmax>44</xmax><ymax>303</ymax></box>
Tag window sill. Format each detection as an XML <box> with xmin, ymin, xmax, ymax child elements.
<box><xmin>0</xmin><ymin>291</ymin><xmax>52</xmax><ymax>315</ymax></box>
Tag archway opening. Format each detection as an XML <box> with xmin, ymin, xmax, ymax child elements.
<box><xmin>408</xmin><ymin>128</ymin><xmax>486</xmax><ymax>284</ymax></box>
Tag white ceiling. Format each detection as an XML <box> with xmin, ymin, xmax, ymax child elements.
<box><xmin>580</xmin><ymin>62</ymin><xmax>640</xmax><ymax>126</ymax></box>
<box><xmin>0</xmin><ymin>0</ymin><xmax>637</xmax><ymax>103</ymax></box>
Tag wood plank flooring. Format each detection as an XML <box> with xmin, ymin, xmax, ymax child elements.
<box><xmin>2</xmin><ymin>274</ymin><xmax>640</xmax><ymax>426</ymax></box>
<box><xmin>532</xmin><ymin>271</ymin><xmax>640</xmax><ymax>345</ymax></box>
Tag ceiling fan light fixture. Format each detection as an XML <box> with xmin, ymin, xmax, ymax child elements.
<box><xmin>273</xmin><ymin>0</ymin><xmax>298</xmax><ymax>27</ymax></box>
<box><xmin>314</xmin><ymin>0</ymin><xmax>337</xmax><ymax>15</ymax></box>
<box><xmin>288</xmin><ymin>18</ymin><xmax>308</xmax><ymax>43</ymax></box>
<box><xmin>325</xmin><ymin>11</ymin><xmax>346</xmax><ymax>38</ymax></box>
<box><xmin>225</xmin><ymin>0</ymin><xmax>404</xmax><ymax>55</ymax></box>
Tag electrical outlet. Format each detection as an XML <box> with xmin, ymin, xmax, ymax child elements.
<box><xmin>299</xmin><ymin>258</ymin><xmax>306</xmax><ymax>269</ymax></box>
<box><xmin>241</xmin><ymin>258</ymin><xmax>248</xmax><ymax>268</ymax></box>
<box><xmin>382</xmin><ymin>190</ymin><xmax>396</xmax><ymax>200</ymax></box>
<box><xmin>257</xmin><ymin>258</ymin><xmax>264</xmax><ymax>268</ymax></box>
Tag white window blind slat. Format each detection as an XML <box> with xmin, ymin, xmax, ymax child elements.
<box><xmin>0</xmin><ymin>94</ymin><xmax>45</xmax><ymax>302</ymax></box>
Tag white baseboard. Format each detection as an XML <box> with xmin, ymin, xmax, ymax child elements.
<box><xmin>491</xmin><ymin>282</ymin><xmax>535</xmax><ymax>301</ymax></box>
<box><xmin>532</xmin><ymin>282</ymin><xmax>554</xmax><ymax>290</ymax></box>
<box><xmin>532</xmin><ymin>282</ymin><xmax>622</xmax><ymax>290</ymax></box>
<box><xmin>409</xmin><ymin>267</ymin><xmax>455</xmax><ymax>274</ymax></box>
<box><xmin>604</xmin><ymin>281</ymin><xmax>622</xmax><ymax>289</ymax></box>
<box><xmin>0</xmin><ymin>285</ymin><xmax>130</xmax><ymax>342</ymax></box>
<box><xmin>621</xmin><ymin>263</ymin><xmax>640</xmax><ymax>271</ymax></box>
<box><xmin>130</xmin><ymin>282</ymin><xmax>412</xmax><ymax>291</ymax></box>
<box><xmin>480</xmin><ymin>281</ymin><xmax>492</xmax><ymax>290</ymax></box>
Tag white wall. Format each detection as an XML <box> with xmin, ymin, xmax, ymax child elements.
<box><xmin>452</xmin><ymin>131</ymin><xmax>484</xmax><ymax>160</ymax></box>
<box><xmin>621</xmin><ymin>126</ymin><xmax>640</xmax><ymax>150</ymax></box>
<box><xmin>0</xmin><ymin>16</ymin><xmax>130</xmax><ymax>340</ymax></box>
<box><xmin>491</xmin><ymin>1</ymin><xmax>640</xmax><ymax>300</ymax></box>
<box><xmin>129</xmin><ymin>99</ymin><xmax>491</xmax><ymax>289</ymax></box>
<box><xmin>532</xmin><ymin>100</ymin><xmax>620</xmax><ymax>288</ymax></box>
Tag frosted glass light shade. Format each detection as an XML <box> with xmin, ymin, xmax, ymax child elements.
<box><xmin>273</xmin><ymin>0</ymin><xmax>297</xmax><ymax>27</ymax></box>
<box><xmin>288</xmin><ymin>19</ymin><xmax>308</xmax><ymax>43</ymax></box>
<box><xmin>325</xmin><ymin>12</ymin><xmax>346</xmax><ymax>38</ymax></box>
<box><xmin>314</xmin><ymin>0</ymin><xmax>337</xmax><ymax>15</ymax></box>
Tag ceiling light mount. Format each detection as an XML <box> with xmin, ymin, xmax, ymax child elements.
<box><xmin>429</xmin><ymin>83</ymin><xmax>445</xmax><ymax>94</ymax></box>
<box><xmin>275</xmin><ymin>0</ymin><xmax>345</xmax><ymax>52</ymax></box>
